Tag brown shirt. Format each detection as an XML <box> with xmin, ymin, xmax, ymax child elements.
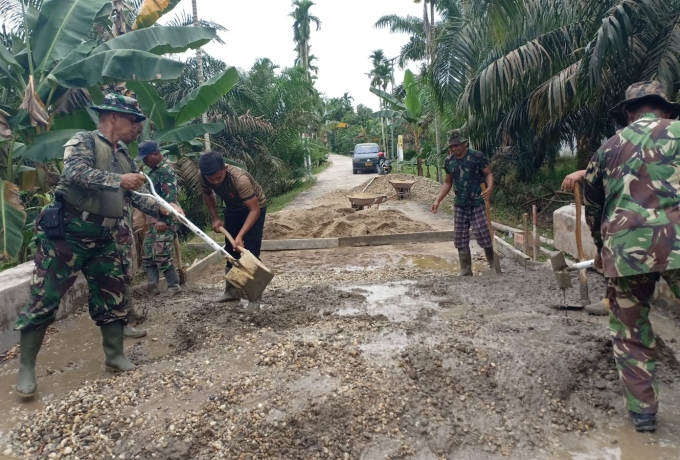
<box><xmin>200</xmin><ymin>166</ymin><xmax>267</xmax><ymax>212</ymax></box>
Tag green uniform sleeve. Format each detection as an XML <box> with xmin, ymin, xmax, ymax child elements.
<box><xmin>584</xmin><ymin>151</ymin><xmax>605</xmax><ymax>252</ymax></box>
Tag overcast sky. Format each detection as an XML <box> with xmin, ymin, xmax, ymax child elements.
<box><xmin>169</xmin><ymin>0</ymin><xmax>424</xmax><ymax>111</ymax></box>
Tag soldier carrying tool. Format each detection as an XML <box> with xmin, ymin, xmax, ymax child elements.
<box><xmin>13</xmin><ymin>94</ymin><xmax>182</xmax><ymax>398</ymax></box>
<box><xmin>136</xmin><ymin>140</ymin><xmax>182</xmax><ymax>297</ymax></box>
<box><xmin>584</xmin><ymin>80</ymin><xmax>680</xmax><ymax>432</ymax></box>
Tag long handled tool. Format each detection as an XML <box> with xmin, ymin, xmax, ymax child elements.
<box><xmin>133</xmin><ymin>174</ymin><xmax>273</xmax><ymax>301</ymax></box>
<box><xmin>481</xmin><ymin>184</ymin><xmax>502</xmax><ymax>274</ymax></box>
<box><xmin>574</xmin><ymin>182</ymin><xmax>590</xmax><ymax>307</ymax></box>
<box><xmin>172</xmin><ymin>237</ymin><xmax>187</xmax><ymax>285</ymax></box>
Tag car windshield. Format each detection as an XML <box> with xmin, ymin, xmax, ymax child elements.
<box><xmin>354</xmin><ymin>145</ymin><xmax>379</xmax><ymax>154</ymax></box>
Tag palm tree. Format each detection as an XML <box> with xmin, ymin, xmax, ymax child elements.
<box><xmin>431</xmin><ymin>0</ymin><xmax>680</xmax><ymax>174</ymax></box>
<box><xmin>368</xmin><ymin>50</ymin><xmax>392</xmax><ymax>151</ymax></box>
<box><xmin>290</xmin><ymin>0</ymin><xmax>321</xmax><ymax>81</ymax></box>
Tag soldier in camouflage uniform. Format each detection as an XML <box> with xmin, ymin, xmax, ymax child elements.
<box><xmin>137</xmin><ymin>141</ymin><xmax>182</xmax><ymax>296</ymax></box>
<box><xmin>118</xmin><ymin>122</ymin><xmax>148</xmax><ymax>339</ymax></box>
<box><xmin>432</xmin><ymin>130</ymin><xmax>495</xmax><ymax>275</ymax></box>
<box><xmin>13</xmin><ymin>95</ymin><xmax>182</xmax><ymax>398</ymax></box>
<box><xmin>584</xmin><ymin>81</ymin><xmax>680</xmax><ymax>432</ymax></box>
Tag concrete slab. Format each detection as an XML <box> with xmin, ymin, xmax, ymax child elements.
<box><xmin>0</xmin><ymin>263</ymin><xmax>88</xmax><ymax>354</ymax></box>
<box><xmin>553</xmin><ymin>205</ymin><xmax>598</xmax><ymax>260</ymax></box>
<box><xmin>338</xmin><ymin>231</ymin><xmax>456</xmax><ymax>247</ymax></box>
<box><xmin>262</xmin><ymin>238</ymin><xmax>339</xmax><ymax>251</ymax></box>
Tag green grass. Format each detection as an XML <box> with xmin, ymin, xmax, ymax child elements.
<box><xmin>313</xmin><ymin>161</ymin><xmax>331</xmax><ymax>175</ymax></box>
<box><xmin>267</xmin><ymin>177</ymin><xmax>317</xmax><ymax>213</ymax></box>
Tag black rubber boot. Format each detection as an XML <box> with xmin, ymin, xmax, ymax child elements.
<box><xmin>100</xmin><ymin>321</ymin><xmax>136</xmax><ymax>372</ymax></box>
<box><xmin>16</xmin><ymin>327</ymin><xmax>48</xmax><ymax>397</ymax></box>
<box><xmin>483</xmin><ymin>247</ymin><xmax>495</xmax><ymax>270</ymax></box>
<box><xmin>146</xmin><ymin>265</ymin><xmax>160</xmax><ymax>295</ymax></box>
<box><xmin>216</xmin><ymin>267</ymin><xmax>241</xmax><ymax>302</ymax></box>
<box><xmin>630</xmin><ymin>411</ymin><xmax>657</xmax><ymax>432</ymax></box>
<box><xmin>244</xmin><ymin>294</ymin><xmax>262</xmax><ymax>312</ymax></box>
<box><xmin>164</xmin><ymin>266</ymin><xmax>182</xmax><ymax>296</ymax></box>
<box><xmin>458</xmin><ymin>247</ymin><xmax>473</xmax><ymax>276</ymax></box>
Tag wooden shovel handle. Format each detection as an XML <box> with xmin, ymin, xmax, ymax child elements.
<box><xmin>481</xmin><ymin>184</ymin><xmax>502</xmax><ymax>274</ymax></box>
<box><xmin>574</xmin><ymin>182</ymin><xmax>584</xmax><ymax>261</ymax></box>
<box><xmin>218</xmin><ymin>226</ymin><xmax>246</xmax><ymax>254</ymax></box>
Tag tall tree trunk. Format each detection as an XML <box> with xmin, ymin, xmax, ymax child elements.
<box><xmin>192</xmin><ymin>0</ymin><xmax>210</xmax><ymax>151</ymax></box>
<box><xmin>379</xmin><ymin>99</ymin><xmax>387</xmax><ymax>153</ymax></box>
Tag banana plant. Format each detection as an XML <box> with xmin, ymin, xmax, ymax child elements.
<box><xmin>371</xmin><ymin>69</ymin><xmax>428</xmax><ymax>176</ymax></box>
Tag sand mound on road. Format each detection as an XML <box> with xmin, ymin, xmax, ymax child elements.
<box><xmin>313</xmin><ymin>173</ymin><xmax>452</xmax><ymax>208</ymax></box>
<box><xmin>264</xmin><ymin>205</ymin><xmax>433</xmax><ymax>240</ymax></box>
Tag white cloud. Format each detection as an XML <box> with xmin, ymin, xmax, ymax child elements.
<box><xmin>169</xmin><ymin>0</ymin><xmax>424</xmax><ymax>110</ymax></box>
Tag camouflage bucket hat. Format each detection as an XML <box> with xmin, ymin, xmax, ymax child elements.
<box><xmin>448</xmin><ymin>129</ymin><xmax>468</xmax><ymax>147</ymax></box>
<box><xmin>609</xmin><ymin>81</ymin><xmax>680</xmax><ymax>126</ymax></box>
<box><xmin>91</xmin><ymin>94</ymin><xmax>146</xmax><ymax>123</ymax></box>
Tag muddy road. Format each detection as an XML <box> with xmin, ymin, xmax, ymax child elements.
<box><xmin>1</xmin><ymin>241</ymin><xmax>679</xmax><ymax>460</ymax></box>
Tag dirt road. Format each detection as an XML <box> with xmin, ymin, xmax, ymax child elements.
<box><xmin>286</xmin><ymin>153</ymin><xmax>376</xmax><ymax>210</ymax></box>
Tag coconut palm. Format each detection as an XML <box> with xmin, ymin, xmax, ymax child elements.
<box><xmin>368</xmin><ymin>50</ymin><xmax>392</xmax><ymax>151</ymax></box>
<box><xmin>290</xmin><ymin>0</ymin><xmax>321</xmax><ymax>81</ymax></box>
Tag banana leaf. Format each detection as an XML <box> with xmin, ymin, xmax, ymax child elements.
<box><xmin>369</xmin><ymin>87</ymin><xmax>406</xmax><ymax>110</ymax></box>
<box><xmin>92</xmin><ymin>26</ymin><xmax>216</xmax><ymax>56</ymax></box>
<box><xmin>51</xmin><ymin>108</ymin><xmax>97</xmax><ymax>131</ymax></box>
<box><xmin>133</xmin><ymin>0</ymin><xmax>178</xmax><ymax>30</ymax></box>
<box><xmin>169</xmin><ymin>67</ymin><xmax>238</xmax><ymax>126</ymax></box>
<box><xmin>32</xmin><ymin>0</ymin><xmax>109</xmax><ymax>73</ymax></box>
<box><xmin>50</xmin><ymin>50</ymin><xmax>185</xmax><ymax>88</ymax></box>
<box><xmin>126</xmin><ymin>81</ymin><xmax>175</xmax><ymax>131</ymax></box>
<box><xmin>14</xmin><ymin>129</ymin><xmax>81</xmax><ymax>161</ymax></box>
<box><xmin>0</xmin><ymin>179</ymin><xmax>27</xmax><ymax>260</ymax></box>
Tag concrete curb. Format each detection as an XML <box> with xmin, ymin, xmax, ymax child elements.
<box><xmin>188</xmin><ymin>230</ymin><xmax>463</xmax><ymax>253</ymax></box>
<box><xmin>494</xmin><ymin>236</ymin><xmax>530</xmax><ymax>269</ymax></box>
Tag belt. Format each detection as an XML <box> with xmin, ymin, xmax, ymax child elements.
<box><xmin>63</xmin><ymin>202</ymin><xmax>120</xmax><ymax>228</ymax></box>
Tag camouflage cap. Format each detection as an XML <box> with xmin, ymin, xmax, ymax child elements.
<box><xmin>448</xmin><ymin>129</ymin><xmax>468</xmax><ymax>147</ymax></box>
<box><xmin>91</xmin><ymin>94</ymin><xmax>146</xmax><ymax>123</ymax></box>
<box><xmin>610</xmin><ymin>81</ymin><xmax>680</xmax><ymax>126</ymax></box>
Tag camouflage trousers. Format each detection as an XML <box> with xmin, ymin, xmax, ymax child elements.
<box><xmin>607</xmin><ymin>269</ymin><xmax>680</xmax><ymax>414</ymax></box>
<box><xmin>14</xmin><ymin>217</ymin><xmax>128</xmax><ymax>332</ymax></box>
<box><xmin>142</xmin><ymin>227</ymin><xmax>175</xmax><ymax>273</ymax></box>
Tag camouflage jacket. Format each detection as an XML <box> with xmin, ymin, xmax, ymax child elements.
<box><xmin>58</xmin><ymin>130</ymin><xmax>160</xmax><ymax>218</ymax></box>
<box><xmin>584</xmin><ymin>113</ymin><xmax>680</xmax><ymax>277</ymax></box>
<box><xmin>146</xmin><ymin>157</ymin><xmax>178</xmax><ymax>226</ymax></box>
<box><xmin>444</xmin><ymin>148</ymin><xmax>488</xmax><ymax>207</ymax></box>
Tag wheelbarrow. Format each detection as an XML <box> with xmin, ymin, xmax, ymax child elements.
<box><xmin>389</xmin><ymin>179</ymin><xmax>416</xmax><ymax>200</ymax></box>
<box><xmin>133</xmin><ymin>174</ymin><xmax>273</xmax><ymax>301</ymax></box>
<box><xmin>346</xmin><ymin>193</ymin><xmax>388</xmax><ymax>211</ymax></box>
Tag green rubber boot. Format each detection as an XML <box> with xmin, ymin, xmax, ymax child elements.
<box><xmin>216</xmin><ymin>267</ymin><xmax>241</xmax><ymax>303</ymax></box>
<box><xmin>458</xmin><ymin>247</ymin><xmax>473</xmax><ymax>276</ymax></box>
<box><xmin>16</xmin><ymin>327</ymin><xmax>48</xmax><ymax>397</ymax></box>
<box><xmin>146</xmin><ymin>265</ymin><xmax>160</xmax><ymax>295</ymax></box>
<box><xmin>100</xmin><ymin>321</ymin><xmax>136</xmax><ymax>372</ymax></box>
<box><xmin>164</xmin><ymin>266</ymin><xmax>182</xmax><ymax>296</ymax></box>
<box><xmin>244</xmin><ymin>294</ymin><xmax>262</xmax><ymax>312</ymax></box>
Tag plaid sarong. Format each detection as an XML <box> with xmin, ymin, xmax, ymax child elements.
<box><xmin>454</xmin><ymin>204</ymin><xmax>492</xmax><ymax>249</ymax></box>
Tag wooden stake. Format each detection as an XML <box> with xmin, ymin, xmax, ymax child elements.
<box><xmin>532</xmin><ymin>205</ymin><xmax>538</xmax><ymax>261</ymax></box>
<box><xmin>574</xmin><ymin>182</ymin><xmax>590</xmax><ymax>306</ymax></box>
<box><xmin>481</xmin><ymin>184</ymin><xmax>502</xmax><ymax>274</ymax></box>
<box><xmin>523</xmin><ymin>213</ymin><xmax>529</xmax><ymax>256</ymax></box>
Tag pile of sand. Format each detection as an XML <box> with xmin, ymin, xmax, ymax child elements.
<box><xmin>264</xmin><ymin>205</ymin><xmax>433</xmax><ymax>240</ymax></box>
<box><xmin>313</xmin><ymin>174</ymin><xmax>452</xmax><ymax>208</ymax></box>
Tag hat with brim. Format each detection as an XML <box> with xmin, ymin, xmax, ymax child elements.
<box><xmin>609</xmin><ymin>81</ymin><xmax>680</xmax><ymax>127</ymax></box>
<box><xmin>91</xmin><ymin>94</ymin><xmax>146</xmax><ymax>123</ymax></box>
<box><xmin>448</xmin><ymin>129</ymin><xmax>468</xmax><ymax>147</ymax></box>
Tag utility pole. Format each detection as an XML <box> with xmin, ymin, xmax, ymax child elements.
<box><xmin>192</xmin><ymin>0</ymin><xmax>211</xmax><ymax>151</ymax></box>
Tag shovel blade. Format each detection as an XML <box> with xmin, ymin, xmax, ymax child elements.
<box><xmin>225</xmin><ymin>250</ymin><xmax>274</xmax><ymax>301</ymax></box>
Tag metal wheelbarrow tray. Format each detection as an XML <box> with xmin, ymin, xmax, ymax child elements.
<box><xmin>389</xmin><ymin>180</ymin><xmax>416</xmax><ymax>200</ymax></box>
<box><xmin>346</xmin><ymin>193</ymin><xmax>388</xmax><ymax>211</ymax></box>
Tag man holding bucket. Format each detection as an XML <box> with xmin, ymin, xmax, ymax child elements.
<box><xmin>198</xmin><ymin>151</ymin><xmax>268</xmax><ymax>311</ymax></box>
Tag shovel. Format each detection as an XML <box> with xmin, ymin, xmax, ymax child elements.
<box><xmin>218</xmin><ymin>226</ymin><xmax>274</xmax><ymax>302</ymax></box>
<box><xmin>481</xmin><ymin>184</ymin><xmax>502</xmax><ymax>274</ymax></box>
<box><xmin>132</xmin><ymin>174</ymin><xmax>273</xmax><ymax>301</ymax></box>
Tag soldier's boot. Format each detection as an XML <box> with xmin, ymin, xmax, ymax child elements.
<box><xmin>244</xmin><ymin>294</ymin><xmax>262</xmax><ymax>313</ymax></box>
<box><xmin>164</xmin><ymin>266</ymin><xmax>182</xmax><ymax>296</ymax></box>
<box><xmin>585</xmin><ymin>298</ymin><xmax>610</xmax><ymax>316</ymax></box>
<box><xmin>100</xmin><ymin>321</ymin><xmax>136</xmax><ymax>372</ymax></box>
<box><xmin>630</xmin><ymin>411</ymin><xmax>657</xmax><ymax>432</ymax></box>
<box><xmin>123</xmin><ymin>325</ymin><xmax>147</xmax><ymax>339</ymax></box>
<box><xmin>216</xmin><ymin>268</ymin><xmax>241</xmax><ymax>303</ymax></box>
<box><xmin>483</xmin><ymin>247</ymin><xmax>495</xmax><ymax>270</ymax></box>
<box><xmin>458</xmin><ymin>247</ymin><xmax>473</xmax><ymax>276</ymax></box>
<box><xmin>16</xmin><ymin>327</ymin><xmax>48</xmax><ymax>397</ymax></box>
<box><xmin>146</xmin><ymin>265</ymin><xmax>161</xmax><ymax>295</ymax></box>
